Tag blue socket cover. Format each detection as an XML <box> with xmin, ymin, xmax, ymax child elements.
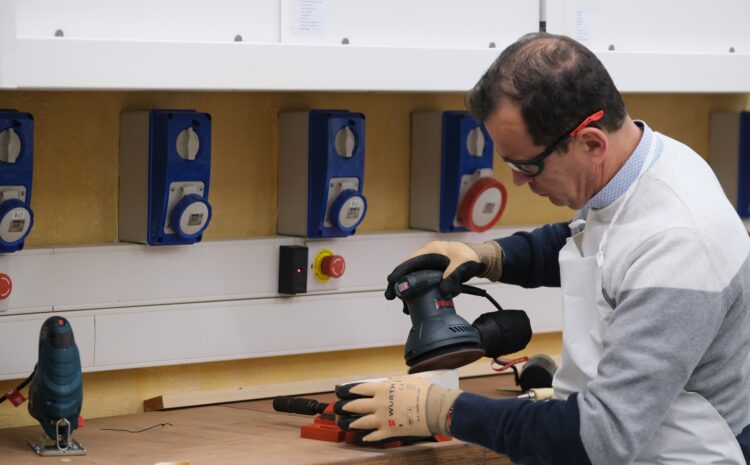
<box><xmin>738</xmin><ymin>112</ymin><xmax>750</xmax><ymax>218</ymax></box>
<box><xmin>147</xmin><ymin>110</ymin><xmax>212</xmax><ymax>245</ymax></box>
<box><xmin>0</xmin><ymin>110</ymin><xmax>34</xmax><ymax>253</ymax></box>
<box><xmin>307</xmin><ymin>110</ymin><xmax>367</xmax><ymax>238</ymax></box>
<box><xmin>439</xmin><ymin>111</ymin><xmax>494</xmax><ymax>232</ymax></box>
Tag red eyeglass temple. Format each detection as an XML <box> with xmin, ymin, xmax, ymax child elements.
<box><xmin>570</xmin><ymin>109</ymin><xmax>605</xmax><ymax>137</ymax></box>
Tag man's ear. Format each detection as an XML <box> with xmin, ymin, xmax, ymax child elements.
<box><xmin>577</xmin><ymin>127</ymin><xmax>607</xmax><ymax>165</ymax></box>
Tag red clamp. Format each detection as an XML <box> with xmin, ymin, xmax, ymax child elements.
<box><xmin>300</xmin><ymin>403</ymin><xmax>346</xmax><ymax>442</ymax></box>
<box><xmin>300</xmin><ymin>403</ymin><xmax>452</xmax><ymax>447</ymax></box>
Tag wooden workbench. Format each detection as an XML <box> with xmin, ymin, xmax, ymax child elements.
<box><xmin>0</xmin><ymin>375</ymin><xmax>519</xmax><ymax>465</ymax></box>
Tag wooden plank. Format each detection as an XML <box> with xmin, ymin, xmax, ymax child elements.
<box><xmin>227</xmin><ymin>373</ymin><xmax>520</xmax><ymax>416</ymax></box>
<box><xmin>0</xmin><ymin>404</ymin><xmax>485</xmax><ymax>465</ymax></box>
<box><xmin>144</xmin><ymin>364</ymin><xmax>512</xmax><ymax>411</ymax></box>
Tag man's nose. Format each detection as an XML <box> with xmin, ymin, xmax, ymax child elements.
<box><xmin>512</xmin><ymin>170</ymin><xmax>532</xmax><ymax>186</ymax></box>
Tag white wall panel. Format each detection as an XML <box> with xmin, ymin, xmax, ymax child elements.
<box><xmin>16</xmin><ymin>0</ymin><xmax>280</xmax><ymax>43</ymax></box>
<box><xmin>281</xmin><ymin>0</ymin><xmax>536</xmax><ymax>48</ymax></box>
<box><xmin>91</xmin><ymin>284</ymin><xmax>561</xmax><ymax>371</ymax></box>
<box><xmin>0</xmin><ymin>230</ymin><xmax>564</xmax><ymax>379</ymax></box>
<box><xmin>92</xmin><ymin>292</ymin><xmax>409</xmax><ymax>369</ymax></box>
<box><xmin>0</xmin><ymin>314</ymin><xmax>94</xmax><ymax>379</ymax></box>
<box><xmin>0</xmin><ymin>37</ymin><xmax>508</xmax><ymax>91</ymax></box>
<box><xmin>0</xmin><ymin>229</ymin><xmax>540</xmax><ymax>314</ymax></box>
<box><xmin>1</xmin><ymin>249</ymin><xmax>53</xmax><ymax>313</ymax></box>
<box><xmin>596</xmin><ymin>52</ymin><xmax>750</xmax><ymax>93</ymax></box>
<box><xmin>546</xmin><ymin>0</ymin><xmax>750</xmax><ymax>53</ymax></box>
<box><xmin>49</xmin><ymin>238</ymin><xmax>298</xmax><ymax>310</ymax></box>
<box><xmin>543</xmin><ymin>0</ymin><xmax>750</xmax><ymax>92</ymax></box>
<box><xmin>0</xmin><ymin>0</ymin><xmax>538</xmax><ymax>91</ymax></box>
<box><xmin>3</xmin><ymin>0</ymin><xmax>748</xmax><ymax>91</ymax></box>
<box><xmin>0</xmin><ymin>280</ymin><xmax>562</xmax><ymax>379</ymax></box>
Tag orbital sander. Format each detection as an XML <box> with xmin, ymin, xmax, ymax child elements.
<box><xmin>393</xmin><ymin>270</ymin><xmax>532</xmax><ymax>373</ymax></box>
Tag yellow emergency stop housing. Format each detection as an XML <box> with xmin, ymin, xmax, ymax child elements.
<box><xmin>312</xmin><ymin>248</ymin><xmax>335</xmax><ymax>282</ymax></box>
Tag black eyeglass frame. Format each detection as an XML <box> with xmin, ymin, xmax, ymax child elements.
<box><xmin>502</xmin><ymin>109</ymin><xmax>606</xmax><ymax>177</ymax></box>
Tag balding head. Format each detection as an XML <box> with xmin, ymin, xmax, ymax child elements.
<box><xmin>466</xmin><ymin>33</ymin><xmax>627</xmax><ymax>149</ymax></box>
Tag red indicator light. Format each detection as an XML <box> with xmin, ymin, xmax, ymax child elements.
<box><xmin>296</xmin><ymin>268</ymin><xmax>302</xmax><ymax>273</ymax></box>
<box><xmin>57</xmin><ymin>319</ymin><xmax>65</xmax><ymax>326</ymax></box>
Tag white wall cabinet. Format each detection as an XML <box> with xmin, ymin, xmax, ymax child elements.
<box><xmin>3</xmin><ymin>0</ymin><xmax>749</xmax><ymax>92</ymax></box>
<box><xmin>545</xmin><ymin>0</ymin><xmax>750</xmax><ymax>92</ymax></box>
<box><xmin>0</xmin><ymin>0</ymin><xmax>538</xmax><ymax>91</ymax></box>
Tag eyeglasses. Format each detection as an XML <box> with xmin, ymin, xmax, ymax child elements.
<box><xmin>502</xmin><ymin>109</ymin><xmax>605</xmax><ymax>177</ymax></box>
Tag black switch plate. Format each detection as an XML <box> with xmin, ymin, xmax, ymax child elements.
<box><xmin>278</xmin><ymin>245</ymin><xmax>308</xmax><ymax>294</ymax></box>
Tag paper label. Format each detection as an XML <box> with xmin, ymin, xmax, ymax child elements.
<box><xmin>575</xmin><ymin>3</ymin><xmax>593</xmax><ymax>46</ymax></box>
<box><xmin>290</xmin><ymin>0</ymin><xmax>327</xmax><ymax>37</ymax></box>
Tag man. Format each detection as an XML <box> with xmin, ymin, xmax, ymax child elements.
<box><xmin>335</xmin><ymin>32</ymin><xmax>750</xmax><ymax>464</ymax></box>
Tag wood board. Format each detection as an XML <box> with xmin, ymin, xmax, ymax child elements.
<box><xmin>143</xmin><ymin>363</ymin><xmax>512</xmax><ymax>411</ymax></box>
<box><xmin>0</xmin><ymin>375</ymin><xmax>518</xmax><ymax>465</ymax></box>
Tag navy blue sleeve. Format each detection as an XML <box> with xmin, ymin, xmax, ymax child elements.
<box><xmin>495</xmin><ymin>222</ymin><xmax>570</xmax><ymax>288</ymax></box>
<box><xmin>450</xmin><ymin>392</ymin><xmax>591</xmax><ymax>465</ymax></box>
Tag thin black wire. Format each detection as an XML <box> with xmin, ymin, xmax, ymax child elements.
<box><xmin>101</xmin><ymin>423</ymin><xmax>174</xmax><ymax>433</ymax></box>
<box><xmin>458</xmin><ymin>284</ymin><xmax>504</xmax><ymax>311</ymax></box>
<box><xmin>483</xmin><ymin>292</ymin><xmax>504</xmax><ymax>312</ymax></box>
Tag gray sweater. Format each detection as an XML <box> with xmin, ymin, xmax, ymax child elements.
<box><xmin>451</xmin><ymin>125</ymin><xmax>750</xmax><ymax>465</ymax></box>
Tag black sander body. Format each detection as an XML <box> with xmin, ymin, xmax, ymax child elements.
<box><xmin>394</xmin><ymin>270</ymin><xmax>533</xmax><ymax>374</ymax></box>
<box><xmin>395</xmin><ymin>270</ymin><xmax>484</xmax><ymax>373</ymax></box>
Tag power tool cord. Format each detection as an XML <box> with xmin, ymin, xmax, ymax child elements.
<box><xmin>458</xmin><ymin>283</ymin><xmax>504</xmax><ymax>312</ymax></box>
<box><xmin>0</xmin><ymin>365</ymin><xmax>36</xmax><ymax>405</ymax></box>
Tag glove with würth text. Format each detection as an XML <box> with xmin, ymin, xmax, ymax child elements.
<box><xmin>334</xmin><ymin>374</ymin><xmax>462</xmax><ymax>442</ymax></box>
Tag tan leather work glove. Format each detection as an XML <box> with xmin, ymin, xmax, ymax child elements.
<box><xmin>334</xmin><ymin>374</ymin><xmax>462</xmax><ymax>442</ymax></box>
<box><xmin>466</xmin><ymin>241</ymin><xmax>504</xmax><ymax>281</ymax></box>
<box><xmin>384</xmin><ymin>241</ymin><xmax>503</xmax><ymax>299</ymax></box>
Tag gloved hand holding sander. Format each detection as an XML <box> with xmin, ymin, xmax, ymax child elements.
<box><xmin>383</xmin><ymin>240</ymin><xmax>503</xmax><ymax>299</ymax></box>
<box><xmin>336</xmin><ymin>240</ymin><xmax>539</xmax><ymax>442</ymax></box>
<box><xmin>385</xmin><ymin>240</ymin><xmax>532</xmax><ymax>373</ymax></box>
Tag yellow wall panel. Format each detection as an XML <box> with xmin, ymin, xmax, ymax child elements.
<box><xmin>0</xmin><ymin>90</ymin><xmax>575</xmax><ymax>246</ymax></box>
<box><xmin>624</xmin><ymin>93</ymin><xmax>750</xmax><ymax>160</ymax></box>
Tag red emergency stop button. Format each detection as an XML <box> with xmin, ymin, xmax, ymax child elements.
<box><xmin>0</xmin><ymin>273</ymin><xmax>11</xmax><ymax>299</ymax></box>
<box><xmin>320</xmin><ymin>255</ymin><xmax>346</xmax><ymax>278</ymax></box>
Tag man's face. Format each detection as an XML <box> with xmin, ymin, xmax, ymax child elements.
<box><xmin>484</xmin><ymin>104</ymin><xmax>593</xmax><ymax>210</ymax></box>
